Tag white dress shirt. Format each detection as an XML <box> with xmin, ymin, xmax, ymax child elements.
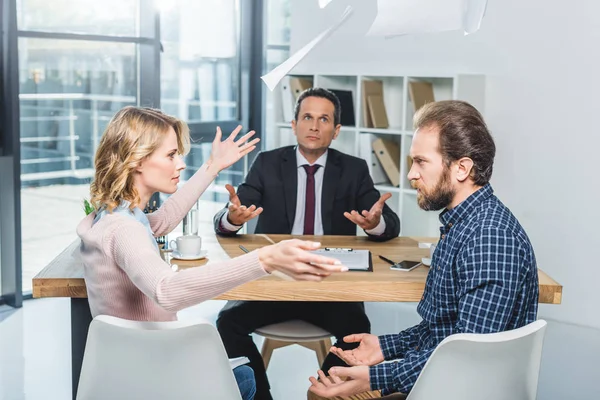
<box><xmin>221</xmin><ymin>147</ymin><xmax>386</xmax><ymax>236</ymax></box>
<box><xmin>290</xmin><ymin>149</ymin><xmax>327</xmax><ymax>235</ymax></box>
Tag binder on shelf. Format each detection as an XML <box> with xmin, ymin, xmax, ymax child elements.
<box><xmin>359</xmin><ymin>134</ymin><xmax>387</xmax><ymax>184</ymax></box>
<box><xmin>290</xmin><ymin>77</ymin><xmax>313</xmax><ymax>101</ymax></box>
<box><xmin>329</xmin><ymin>89</ymin><xmax>356</xmax><ymax>126</ymax></box>
<box><xmin>280</xmin><ymin>76</ymin><xmax>294</xmax><ymax>123</ymax></box>
<box><xmin>367</xmin><ymin>94</ymin><xmax>389</xmax><ymax>128</ymax></box>
<box><xmin>361</xmin><ymin>80</ymin><xmax>386</xmax><ymax>128</ymax></box>
<box><xmin>408</xmin><ymin>81</ymin><xmax>435</xmax><ymax>112</ymax></box>
<box><xmin>372</xmin><ymin>137</ymin><xmax>400</xmax><ymax>187</ymax></box>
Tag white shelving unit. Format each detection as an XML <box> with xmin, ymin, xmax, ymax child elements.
<box><xmin>269</xmin><ymin>73</ymin><xmax>485</xmax><ymax>237</ymax></box>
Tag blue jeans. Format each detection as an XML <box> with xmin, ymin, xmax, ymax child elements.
<box><xmin>233</xmin><ymin>365</ymin><xmax>256</xmax><ymax>400</ymax></box>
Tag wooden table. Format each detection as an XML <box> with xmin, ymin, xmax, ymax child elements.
<box><xmin>33</xmin><ymin>233</ymin><xmax>563</xmax><ymax>303</ymax></box>
<box><xmin>32</xmin><ymin>234</ymin><xmax>562</xmax><ymax>399</ymax></box>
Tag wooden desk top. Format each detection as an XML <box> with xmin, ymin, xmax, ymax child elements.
<box><xmin>32</xmin><ymin>233</ymin><xmax>562</xmax><ymax>304</ymax></box>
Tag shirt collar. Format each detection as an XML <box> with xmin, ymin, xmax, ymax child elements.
<box><xmin>439</xmin><ymin>184</ymin><xmax>494</xmax><ymax>228</ymax></box>
<box><xmin>295</xmin><ymin>146</ymin><xmax>328</xmax><ymax>168</ymax></box>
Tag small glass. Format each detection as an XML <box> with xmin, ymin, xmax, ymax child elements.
<box><xmin>183</xmin><ymin>208</ymin><xmax>199</xmax><ymax>236</ymax></box>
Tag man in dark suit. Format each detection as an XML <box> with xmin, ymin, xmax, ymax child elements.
<box><xmin>213</xmin><ymin>88</ymin><xmax>400</xmax><ymax>400</ymax></box>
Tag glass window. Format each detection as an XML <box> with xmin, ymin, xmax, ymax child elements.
<box><xmin>266</xmin><ymin>0</ymin><xmax>291</xmax><ymax>46</ymax></box>
<box><xmin>263</xmin><ymin>0</ymin><xmax>291</xmax><ymax>150</ymax></box>
<box><xmin>19</xmin><ymin>38</ymin><xmax>138</xmax><ymax>292</ymax></box>
<box><xmin>16</xmin><ymin>0</ymin><xmax>139</xmax><ymax>36</ymax></box>
<box><xmin>264</xmin><ymin>48</ymin><xmax>290</xmax><ymax>149</ymax></box>
<box><xmin>0</xmin><ymin>211</ymin><xmax>2</xmax><ymax>292</ymax></box>
<box><xmin>19</xmin><ymin>39</ymin><xmax>137</xmax><ymax>181</ymax></box>
<box><xmin>160</xmin><ymin>0</ymin><xmax>240</xmax><ymax>122</ymax></box>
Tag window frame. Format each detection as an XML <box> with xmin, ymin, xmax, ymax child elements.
<box><xmin>0</xmin><ymin>0</ymin><xmax>266</xmax><ymax>305</ymax></box>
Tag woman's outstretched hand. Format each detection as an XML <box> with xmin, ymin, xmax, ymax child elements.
<box><xmin>209</xmin><ymin>125</ymin><xmax>260</xmax><ymax>172</ymax></box>
<box><xmin>257</xmin><ymin>239</ymin><xmax>348</xmax><ymax>281</ymax></box>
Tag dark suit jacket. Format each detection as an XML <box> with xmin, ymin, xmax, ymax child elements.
<box><xmin>213</xmin><ymin>146</ymin><xmax>400</xmax><ymax>241</ymax></box>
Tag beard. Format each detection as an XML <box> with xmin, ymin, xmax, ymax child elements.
<box><xmin>414</xmin><ymin>167</ymin><xmax>455</xmax><ymax>211</ymax></box>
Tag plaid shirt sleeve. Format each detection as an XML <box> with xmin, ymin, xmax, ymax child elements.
<box><xmin>378</xmin><ymin>320</ymin><xmax>428</xmax><ymax>360</ymax></box>
<box><xmin>370</xmin><ymin>321</ymin><xmax>430</xmax><ymax>394</ymax></box>
<box><xmin>455</xmin><ymin>229</ymin><xmax>524</xmax><ymax>333</ymax></box>
<box><xmin>369</xmin><ymin>348</ymin><xmax>435</xmax><ymax>395</ymax></box>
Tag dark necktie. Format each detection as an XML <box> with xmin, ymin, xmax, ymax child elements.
<box><xmin>302</xmin><ymin>164</ymin><xmax>321</xmax><ymax>235</ymax></box>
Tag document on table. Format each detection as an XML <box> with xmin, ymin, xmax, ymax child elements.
<box><xmin>229</xmin><ymin>356</ymin><xmax>250</xmax><ymax>370</ymax></box>
<box><xmin>310</xmin><ymin>248</ymin><xmax>373</xmax><ymax>272</ymax></box>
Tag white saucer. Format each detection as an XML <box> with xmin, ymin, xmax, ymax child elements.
<box><xmin>171</xmin><ymin>250</ymin><xmax>208</xmax><ymax>260</ymax></box>
<box><xmin>421</xmin><ymin>257</ymin><xmax>432</xmax><ymax>266</ymax></box>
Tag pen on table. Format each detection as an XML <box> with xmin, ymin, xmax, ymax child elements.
<box><xmin>378</xmin><ymin>255</ymin><xmax>396</xmax><ymax>266</ymax></box>
<box><xmin>239</xmin><ymin>245</ymin><xmax>250</xmax><ymax>253</ymax></box>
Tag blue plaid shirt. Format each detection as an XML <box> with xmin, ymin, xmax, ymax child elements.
<box><xmin>369</xmin><ymin>184</ymin><xmax>539</xmax><ymax>395</ymax></box>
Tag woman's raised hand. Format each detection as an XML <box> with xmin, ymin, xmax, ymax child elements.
<box><xmin>209</xmin><ymin>125</ymin><xmax>260</xmax><ymax>172</ymax></box>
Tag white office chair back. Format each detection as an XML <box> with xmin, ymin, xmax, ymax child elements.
<box><xmin>76</xmin><ymin>315</ymin><xmax>242</xmax><ymax>400</ymax></box>
<box><xmin>407</xmin><ymin>320</ymin><xmax>548</xmax><ymax>400</ymax></box>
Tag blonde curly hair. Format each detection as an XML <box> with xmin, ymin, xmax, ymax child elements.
<box><xmin>89</xmin><ymin>106</ymin><xmax>190</xmax><ymax>212</ymax></box>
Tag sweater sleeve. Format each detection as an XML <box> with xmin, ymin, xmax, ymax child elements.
<box><xmin>110</xmin><ymin>221</ymin><xmax>267</xmax><ymax>312</ymax></box>
<box><xmin>147</xmin><ymin>163</ymin><xmax>218</xmax><ymax>237</ymax></box>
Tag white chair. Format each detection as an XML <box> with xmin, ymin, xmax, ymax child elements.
<box><xmin>406</xmin><ymin>320</ymin><xmax>548</xmax><ymax>400</ymax></box>
<box><xmin>76</xmin><ymin>315</ymin><xmax>242</xmax><ymax>400</ymax></box>
<box><xmin>255</xmin><ymin>320</ymin><xmax>333</xmax><ymax>369</ymax></box>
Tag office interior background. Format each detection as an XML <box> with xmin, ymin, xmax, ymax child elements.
<box><xmin>1</xmin><ymin>0</ymin><xmax>599</xmax><ymax>399</ymax></box>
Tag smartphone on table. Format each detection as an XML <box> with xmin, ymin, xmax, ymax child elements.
<box><xmin>390</xmin><ymin>260</ymin><xmax>422</xmax><ymax>272</ymax></box>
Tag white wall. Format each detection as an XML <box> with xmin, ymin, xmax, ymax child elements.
<box><xmin>289</xmin><ymin>0</ymin><xmax>600</xmax><ymax>398</ymax></box>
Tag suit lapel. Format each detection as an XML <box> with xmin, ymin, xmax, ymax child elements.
<box><xmin>281</xmin><ymin>148</ymin><xmax>298</xmax><ymax>231</ymax></box>
<box><xmin>321</xmin><ymin>150</ymin><xmax>341</xmax><ymax>235</ymax></box>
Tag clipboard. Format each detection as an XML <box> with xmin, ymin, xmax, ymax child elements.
<box><xmin>311</xmin><ymin>248</ymin><xmax>373</xmax><ymax>272</ymax></box>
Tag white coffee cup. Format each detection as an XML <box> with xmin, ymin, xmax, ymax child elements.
<box><xmin>170</xmin><ymin>235</ymin><xmax>202</xmax><ymax>256</ymax></box>
<box><xmin>421</xmin><ymin>243</ymin><xmax>437</xmax><ymax>266</ymax></box>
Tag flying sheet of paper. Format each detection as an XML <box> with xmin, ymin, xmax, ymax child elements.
<box><xmin>464</xmin><ymin>0</ymin><xmax>488</xmax><ymax>34</ymax></box>
<box><xmin>367</xmin><ymin>0</ymin><xmax>488</xmax><ymax>37</ymax></box>
<box><xmin>261</xmin><ymin>5</ymin><xmax>353</xmax><ymax>91</ymax></box>
<box><xmin>319</xmin><ymin>0</ymin><xmax>334</xmax><ymax>8</ymax></box>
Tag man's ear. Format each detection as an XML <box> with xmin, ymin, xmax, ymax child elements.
<box><xmin>291</xmin><ymin>119</ymin><xmax>297</xmax><ymax>137</ymax></box>
<box><xmin>455</xmin><ymin>157</ymin><xmax>474</xmax><ymax>183</ymax></box>
<box><xmin>332</xmin><ymin>124</ymin><xmax>341</xmax><ymax>140</ymax></box>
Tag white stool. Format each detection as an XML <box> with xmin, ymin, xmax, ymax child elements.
<box><xmin>255</xmin><ymin>320</ymin><xmax>333</xmax><ymax>369</ymax></box>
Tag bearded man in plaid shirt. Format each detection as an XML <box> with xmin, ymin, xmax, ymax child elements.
<box><xmin>309</xmin><ymin>100</ymin><xmax>539</xmax><ymax>400</ymax></box>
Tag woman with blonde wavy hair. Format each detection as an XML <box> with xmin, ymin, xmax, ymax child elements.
<box><xmin>76</xmin><ymin>106</ymin><xmax>346</xmax><ymax>400</ymax></box>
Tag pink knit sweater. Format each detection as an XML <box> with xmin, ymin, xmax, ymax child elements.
<box><xmin>76</xmin><ymin>164</ymin><xmax>267</xmax><ymax>321</ymax></box>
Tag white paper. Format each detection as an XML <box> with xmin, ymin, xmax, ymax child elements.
<box><xmin>464</xmin><ymin>0</ymin><xmax>488</xmax><ymax>35</ymax></box>
<box><xmin>367</xmin><ymin>0</ymin><xmax>487</xmax><ymax>37</ymax></box>
<box><xmin>229</xmin><ymin>356</ymin><xmax>250</xmax><ymax>370</ymax></box>
<box><xmin>261</xmin><ymin>6</ymin><xmax>354</xmax><ymax>91</ymax></box>
<box><xmin>319</xmin><ymin>0</ymin><xmax>334</xmax><ymax>8</ymax></box>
